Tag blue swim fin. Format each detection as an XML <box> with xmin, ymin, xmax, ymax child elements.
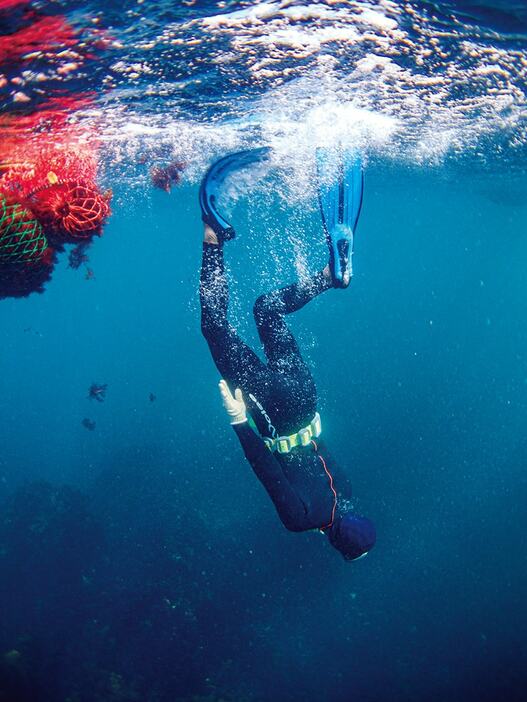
<box><xmin>316</xmin><ymin>148</ymin><xmax>364</xmax><ymax>288</ymax></box>
<box><xmin>199</xmin><ymin>147</ymin><xmax>271</xmax><ymax>241</ymax></box>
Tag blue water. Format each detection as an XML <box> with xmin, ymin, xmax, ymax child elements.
<box><xmin>1</xmin><ymin>1</ymin><xmax>527</xmax><ymax>701</ymax></box>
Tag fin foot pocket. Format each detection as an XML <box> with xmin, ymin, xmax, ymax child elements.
<box><xmin>316</xmin><ymin>147</ymin><xmax>363</xmax><ymax>287</ymax></box>
<box><xmin>336</xmin><ymin>238</ymin><xmax>351</xmax><ymax>288</ymax></box>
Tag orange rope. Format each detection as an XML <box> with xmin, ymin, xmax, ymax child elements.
<box><xmin>311</xmin><ymin>440</ymin><xmax>337</xmax><ymax>531</ymax></box>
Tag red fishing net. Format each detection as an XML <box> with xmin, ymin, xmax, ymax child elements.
<box><xmin>0</xmin><ymin>112</ymin><xmax>110</xmax><ymax>244</ymax></box>
<box><xmin>29</xmin><ymin>180</ymin><xmax>111</xmax><ymax>242</ymax></box>
<box><xmin>0</xmin><ymin>7</ymin><xmax>111</xmax><ymax>300</ymax></box>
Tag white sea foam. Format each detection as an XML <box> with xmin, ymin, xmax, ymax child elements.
<box><xmin>80</xmin><ymin>0</ymin><xmax>527</xmax><ymax>189</ymax></box>
<box><xmin>201</xmin><ymin>2</ymin><xmax>283</xmax><ymax>28</ymax></box>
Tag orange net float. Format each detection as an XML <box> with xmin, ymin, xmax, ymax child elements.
<box><xmin>28</xmin><ymin>180</ymin><xmax>112</xmax><ymax>244</ymax></box>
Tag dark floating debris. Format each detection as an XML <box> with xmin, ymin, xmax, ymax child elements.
<box><xmin>88</xmin><ymin>383</ymin><xmax>107</xmax><ymax>402</ymax></box>
<box><xmin>68</xmin><ymin>242</ymin><xmax>91</xmax><ymax>270</ymax></box>
<box><xmin>23</xmin><ymin>327</ymin><xmax>42</xmax><ymax>337</ymax></box>
<box><xmin>149</xmin><ymin>392</ymin><xmax>156</xmax><ymax>403</ymax></box>
<box><xmin>150</xmin><ymin>161</ymin><xmax>186</xmax><ymax>192</ymax></box>
<box><xmin>82</xmin><ymin>418</ymin><xmax>96</xmax><ymax>431</ymax></box>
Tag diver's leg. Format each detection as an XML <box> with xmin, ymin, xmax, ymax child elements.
<box><xmin>200</xmin><ymin>235</ymin><xmax>267</xmax><ymax>388</ymax></box>
<box><xmin>253</xmin><ymin>268</ymin><xmax>332</xmax><ymax>371</ymax></box>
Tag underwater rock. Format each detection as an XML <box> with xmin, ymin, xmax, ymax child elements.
<box><xmin>0</xmin><ymin>481</ymin><xmax>104</xmax><ymax>625</ymax></box>
<box><xmin>0</xmin><ymin>646</ymin><xmax>38</xmax><ymax>702</ymax></box>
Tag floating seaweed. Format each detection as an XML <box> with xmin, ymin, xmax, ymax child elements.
<box><xmin>150</xmin><ymin>161</ymin><xmax>186</xmax><ymax>192</ymax></box>
<box><xmin>68</xmin><ymin>242</ymin><xmax>90</xmax><ymax>270</ymax></box>
<box><xmin>88</xmin><ymin>383</ymin><xmax>107</xmax><ymax>402</ymax></box>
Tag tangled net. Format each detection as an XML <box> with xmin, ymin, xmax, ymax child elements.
<box><xmin>0</xmin><ymin>193</ymin><xmax>49</xmax><ymax>266</ymax></box>
<box><xmin>0</xmin><ymin>256</ymin><xmax>55</xmax><ymax>299</ymax></box>
<box><xmin>0</xmin><ymin>193</ymin><xmax>55</xmax><ymax>299</ymax></box>
<box><xmin>29</xmin><ymin>180</ymin><xmax>111</xmax><ymax>243</ymax></box>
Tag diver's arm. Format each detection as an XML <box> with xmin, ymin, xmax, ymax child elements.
<box><xmin>232</xmin><ymin>421</ymin><xmax>308</xmax><ymax>531</ymax></box>
<box><xmin>218</xmin><ymin>379</ymin><xmax>308</xmax><ymax>530</ymax></box>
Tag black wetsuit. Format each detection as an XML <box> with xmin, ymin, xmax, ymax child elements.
<box><xmin>201</xmin><ymin>243</ymin><xmax>343</xmax><ymax>525</ymax></box>
<box><xmin>200</xmin><ymin>243</ymin><xmax>375</xmax><ymax>558</ymax></box>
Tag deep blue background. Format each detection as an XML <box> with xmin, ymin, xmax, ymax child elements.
<box><xmin>0</xmin><ymin>161</ymin><xmax>526</xmax><ymax>701</ymax></box>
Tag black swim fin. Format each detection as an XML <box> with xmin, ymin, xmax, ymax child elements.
<box><xmin>199</xmin><ymin>147</ymin><xmax>271</xmax><ymax>241</ymax></box>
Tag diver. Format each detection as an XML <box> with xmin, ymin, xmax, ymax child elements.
<box><xmin>198</xmin><ymin>148</ymin><xmax>376</xmax><ymax>562</ymax></box>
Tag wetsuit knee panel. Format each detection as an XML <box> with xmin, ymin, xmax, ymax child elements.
<box><xmin>200</xmin><ymin>317</ymin><xmax>221</xmax><ymax>341</ymax></box>
<box><xmin>253</xmin><ymin>293</ymin><xmax>281</xmax><ymax>327</ymax></box>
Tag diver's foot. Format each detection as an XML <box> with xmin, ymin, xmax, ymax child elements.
<box><xmin>316</xmin><ymin>147</ymin><xmax>363</xmax><ymax>289</ymax></box>
<box><xmin>203</xmin><ymin>224</ymin><xmax>221</xmax><ymax>246</ymax></box>
<box><xmin>323</xmin><ymin>248</ymin><xmax>352</xmax><ymax>289</ymax></box>
<box><xmin>331</xmin><ymin>233</ymin><xmax>353</xmax><ymax>288</ymax></box>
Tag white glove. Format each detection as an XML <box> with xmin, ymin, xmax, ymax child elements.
<box><xmin>219</xmin><ymin>379</ymin><xmax>247</xmax><ymax>425</ymax></box>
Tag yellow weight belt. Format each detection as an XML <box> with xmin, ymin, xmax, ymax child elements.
<box><xmin>264</xmin><ymin>412</ymin><xmax>322</xmax><ymax>454</ymax></box>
